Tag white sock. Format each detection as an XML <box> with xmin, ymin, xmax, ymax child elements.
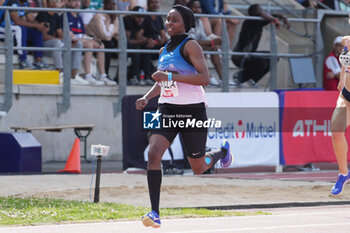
<box><xmin>339</xmin><ymin>172</ymin><xmax>348</xmax><ymax>176</ymax></box>
<box><xmin>99</xmin><ymin>73</ymin><xmax>107</xmax><ymax>79</ymax></box>
<box><xmin>85</xmin><ymin>73</ymin><xmax>92</xmax><ymax>79</ymax></box>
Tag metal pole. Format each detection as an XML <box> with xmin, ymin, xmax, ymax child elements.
<box><xmin>269</xmin><ymin>23</ymin><xmax>278</xmax><ymax>90</ymax></box>
<box><xmin>221</xmin><ymin>17</ymin><xmax>230</xmax><ymax>92</ymax></box>
<box><xmin>57</xmin><ymin>12</ymin><xmax>72</xmax><ymax>115</ymax></box>
<box><xmin>114</xmin><ymin>14</ymin><xmax>128</xmax><ymax>116</ymax></box>
<box><xmin>314</xmin><ymin>11</ymin><xmax>324</xmax><ymax>88</ymax></box>
<box><xmin>0</xmin><ymin>10</ymin><xmax>13</xmax><ymax>113</ymax></box>
<box><xmin>94</xmin><ymin>155</ymin><xmax>102</xmax><ymax>203</ymax></box>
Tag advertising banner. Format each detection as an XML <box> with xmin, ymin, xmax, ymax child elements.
<box><xmin>206</xmin><ymin>92</ymin><xmax>280</xmax><ymax>167</ymax></box>
<box><xmin>281</xmin><ymin>91</ymin><xmax>346</xmax><ymax>165</ymax></box>
<box><xmin>123</xmin><ymin>92</ymin><xmax>280</xmax><ymax>170</ymax></box>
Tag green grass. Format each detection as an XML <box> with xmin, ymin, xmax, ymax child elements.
<box><xmin>0</xmin><ymin>196</ymin><xmax>269</xmax><ymax>226</ymax></box>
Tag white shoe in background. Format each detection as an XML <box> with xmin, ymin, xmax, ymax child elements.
<box><xmin>209</xmin><ymin>77</ymin><xmax>220</xmax><ymax>86</ymax></box>
<box><xmin>71</xmin><ymin>74</ymin><xmax>90</xmax><ymax>85</ymax></box>
<box><xmin>99</xmin><ymin>74</ymin><xmax>117</xmax><ymax>86</ymax></box>
<box><xmin>85</xmin><ymin>73</ymin><xmax>104</xmax><ymax>86</ymax></box>
<box><xmin>59</xmin><ymin>72</ymin><xmax>63</xmax><ymax>84</ymax></box>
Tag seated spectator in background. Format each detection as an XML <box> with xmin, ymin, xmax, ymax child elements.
<box><xmin>140</xmin><ymin>0</ymin><xmax>168</xmax><ymax>85</ymax></box>
<box><xmin>116</xmin><ymin>0</ymin><xmax>131</xmax><ymax>11</ymax></box>
<box><xmin>295</xmin><ymin>0</ymin><xmax>318</xmax><ymax>8</ymax></box>
<box><xmin>41</xmin><ymin>0</ymin><xmax>67</xmax><ymax>9</ymax></box>
<box><xmin>173</xmin><ymin>0</ymin><xmax>189</xmax><ymax>5</ymax></box>
<box><xmin>86</xmin><ymin>0</ymin><xmax>118</xmax><ymax>85</ymax></box>
<box><xmin>143</xmin><ymin>0</ymin><xmax>167</xmax><ymax>51</ymax></box>
<box><xmin>198</xmin><ymin>0</ymin><xmax>238</xmax><ymax>49</ymax></box>
<box><xmin>17</xmin><ymin>0</ymin><xmax>51</xmax><ymax>69</ymax></box>
<box><xmin>80</xmin><ymin>0</ymin><xmax>103</xmax><ymax>26</ymax></box>
<box><xmin>130</xmin><ymin>0</ymin><xmax>147</xmax><ymax>10</ymax></box>
<box><xmin>219</xmin><ymin>0</ymin><xmax>239</xmax><ymax>46</ymax></box>
<box><xmin>323</xmin><ymin>36</ymin><xmax>343</xmax><ymax>90</ymax></box>
<box><xmin>188</xmin><ymin>0</ymin><xmax>223</xmax><ymax>86</ymax></box>
<box><xmin>36</xmin><ymin>0</ymin><xmax>84</xmax><ymax>83</ymax></box>
<box><xmin>173</xmin><ymin>0</ymin><xmax>217</xmax><ymax>42</ymax></box>
<box><xmin>231</xmin><ymin>4</ymin><xmax>290</xmax><ymax>87</ymax></box>
<box><xmin>123</xmin><ymin>6</ymin><xmax>153</xmax><ymax>85</ymax></box>
<box><xmin>0</xmin><ymin>0</ymin><xmax>49</xmax><ymax>69</ymax></box>
<box><xmin>58</xmin><ymin>0</ymin><xmax>106</xmax><ymax>85</ymax></box>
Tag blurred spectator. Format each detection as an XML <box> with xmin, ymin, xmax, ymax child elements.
<box><xmin>323</xmin><ymin>36</ymin><xmax>343</xmax><ymax>90</ymax></box>
<box><xmin>0</xmin><ymin>0</ymin><xmax>50</xmax><ymax>69</ymax></box>
<box><xmin>231</xmin><ymin>4</ymin><xmax>290</xmax><ymax>87</ymax></box>
<box><xmin>188</xmin><ymin>0</ymin><xmax>224</xmax><ymax>86</ymax></box>
<box><xmin>295</xmin><ymin>0</ymin><xmax>318</xmax><ymax>8</ymax></box>
<box><xmin>219</xmin><ymin>0</ymin><xmax>239</xmax><ymax>48</ymax></box>
<box><xmin>198</xmin><ymin>0</ymin><xmax>238</xmax><ymax>48</ymax></box>
<box><xmin>41</xmin><ymin>0</ymin><xmax>67</xmax><ymax>9</ymax></box>
<box><xmin>80</xmin><ymin>0</ymin><xmax>103</xmax><ymax>26</ymax></box>
<box><xmin>130</xmin><ymin>0</ymin><xmax>147</xmax><ymax>10</ymax></box>
<box><xmin>140</xmin><ymin>0</ymin><xmax>168</xmax><ymax>85</ymax></box>
<box><xmin>143</xmin><ymin>0</ymin><xmax>167</xmax><ymax>50</ymax></box>
<box><xmin>340</xmin><ymin>0</ymin><xmax>350</xmax><ymax>11</ymax></box>
<box><xmin>123</xmin><ymin>6</ymin><xmax>152</xmax><ymax>85</ymax></box>
<box><xmin>36</xmin><ymin>0</ymin><xmax>85</xmax><ymax>84</ymax></box>
<box><xmin>173</xmin><ymin>0</ymin><xmax>217</xmax><ymax>45</ymax></box>
<box><xmin>173</xmin><ymin>0</ymin><xmax>189</xmax><ymax>5</ymax></box>
<box><xmin>18</xmin><ymin>0</ymin><xmax>52</xmax><ymax>70</ymax></box>
<box><xmin>116</xmin><ymin>0</ymin><xmax>131</xmax><ymax>10</ymax></box>
<box><xmin>58</xmin><ymin>0</ymin><xmax>106</xmax><ymax>85</ymax></box>
<box><xmin>86</xmin><ymin>0</ymin><xmax>118</xmax><ymax>85</ymax></box>
<box><xmin>322</xmin><ymin>0</ymin><xmax>341</xmax><ymax>10</ymax></box>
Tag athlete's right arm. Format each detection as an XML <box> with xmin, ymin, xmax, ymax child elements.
<box><xmin>135</xmin><ymin>84</ymin><xmax>161</xmax><ymax>110</ymax></box>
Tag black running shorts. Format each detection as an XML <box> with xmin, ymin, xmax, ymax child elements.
<box><xmin>150</xmin><ymin>102</ymin><xmax>208</xmax><ymax>159</ymax></box>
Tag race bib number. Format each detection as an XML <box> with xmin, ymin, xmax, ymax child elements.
<box><xmin>160</xmin><ymin>81</ymin><xmax>179</xmax><ymax>97</ymax></box>
<box><xmin>339</xmin><ymin>50</ymin><xmax>350</xmax><ymax>67</ymax></box>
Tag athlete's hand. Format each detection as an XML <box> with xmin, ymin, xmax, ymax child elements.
<box><xmin>151</xmin><ymin>71</ymin><xmax>168</xmax><ymax>82</ymax></box>
<box><xmin>135</xmin><ymin>97</ymin><xmax>148</xmax><ymax>110</ymax></box>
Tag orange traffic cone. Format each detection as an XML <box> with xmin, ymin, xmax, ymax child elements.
<box><xmin>58</xmin><ymin>138</ymin><xmax>81</xmax><ymax>173</ymax></box>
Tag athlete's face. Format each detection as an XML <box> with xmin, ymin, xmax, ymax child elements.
<box><xmin>348</xmin><ymin>14</ymin><xmax>350</xmax><ymax>24</ymax></box>
<box><xmin>165</xmin><ymin>9</ymin><xmax>186</xmax><ymax>36</ymax></box>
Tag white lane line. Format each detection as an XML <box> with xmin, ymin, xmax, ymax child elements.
<box><xmin>166</xmin><ymin>222</ymin><xmax>350</xmax><ymax>233</ymax></box>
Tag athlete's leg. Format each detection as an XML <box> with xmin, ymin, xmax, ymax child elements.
<box><xmin>181</xmin><ymin>131</ymin><xmax>231</xmax><ymax>175</ymax></box>
<box><xmin>147</xmin><ymin>134</ymin><xmax>170</xmax><ymax>213</ymax></box>
<box><xmin>142</xmin><ymin>132</ymin><xmax>175</xmax><ymax>228</ymax></box>
<box><xmin>330</xmin><ymin>68</ymin><xmax>350</xmax><ymax>195</ymax></box>
<box><xmin>331</xmin><ymin>95</ymin><xmax>348</xmax><ymax>174</ymax></box>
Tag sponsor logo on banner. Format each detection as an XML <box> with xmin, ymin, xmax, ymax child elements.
<box><xmin>205</xmin><ymin>92</ymin><xmax>280</xmax><ymax>168</ymax></box>
<box><xmin>281</xmin><ymin>91</ymin><xmax>341</xmax><ymax>165</ymax></box>
<box><xmin>293</xmin><ymin>120</ymin><xmax>332</xmax><ymax>137</ymax></box>
<box><xmin>208</xmin><ymin>120</ymin><xmax>277</xmax><ymax>139</ymax></box>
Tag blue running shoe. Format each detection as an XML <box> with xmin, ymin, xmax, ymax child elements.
<box><xmin>220</xmin><ymin>140</ymin><xmax>233</xmax><ymax>168</ymax></box>
<box><xmin>141</xmin><ymin>210</ymin><xmax>161</xmax><ymax>228</ymax></box>
<box><xmin>331</xmin><ymin>172</ymin><xmax>350</xmax><ymax>195</ymax></box>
